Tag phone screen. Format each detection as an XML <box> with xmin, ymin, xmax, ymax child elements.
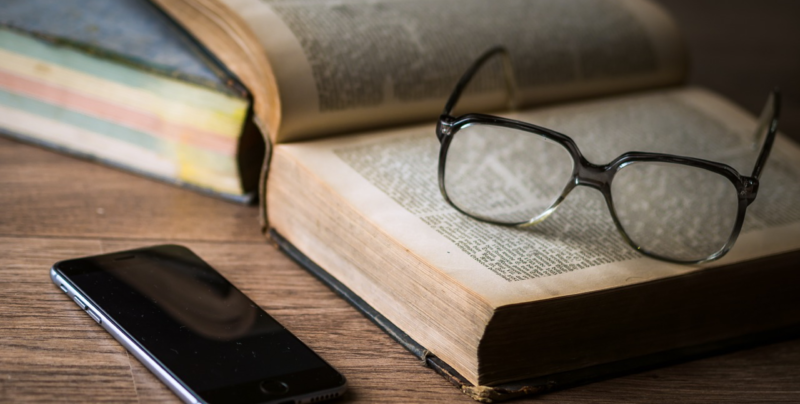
<box><xmin>54</xmin><ymin>245</ymin><xmax>344</xmax><ymax>403</ymax></box>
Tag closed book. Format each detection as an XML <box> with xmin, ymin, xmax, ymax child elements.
<box><xmin>0</xmin><ymin>0</ymin><xmax>264</xmax><ymax>202</ymax></box>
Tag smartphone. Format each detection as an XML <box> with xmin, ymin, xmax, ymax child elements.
<box><xmin>50</xmin><ymin>245</ymin><xmax>346</xmax><ymax>404</ymax></box>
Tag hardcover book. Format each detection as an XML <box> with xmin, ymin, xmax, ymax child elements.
<box><xmin>0</xmin><ymin>0</ymin><xmax>264</xmax><ymax>202</ymax></box>
<box><xmin>153</xmin><ymin>0</ymin><xmax>800</xmax><ymax>400</ymax></box>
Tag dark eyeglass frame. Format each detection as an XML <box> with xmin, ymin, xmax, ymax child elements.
<box><xmin>435</xmin><ymin>46</ymin><xmax>781</xmax><ymax>264</ymax></box>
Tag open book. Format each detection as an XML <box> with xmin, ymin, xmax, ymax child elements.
<box><xmin>154</xmin><ymin>0</ymin><xmax>800</xmax><ymax>400</ymax></box>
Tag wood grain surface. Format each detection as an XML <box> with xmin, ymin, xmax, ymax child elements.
<box><xmin>2</xmin><ymin>2</ymin><xmax>799</xmax><ymax>402</ymax></box>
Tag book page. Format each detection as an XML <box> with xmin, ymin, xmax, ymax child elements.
<box><xmin>220</xmin><ymin>0</ymin><xmax>686</xmax><ymax>144</ymax></box>
<box><xmin>273</xmin><ymin>87</ymin><xmax>800</xmax><ymax>307</ymax></box>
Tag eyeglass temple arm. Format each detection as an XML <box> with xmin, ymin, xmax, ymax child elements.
<box><xmin>750</xmin><ymin>89</ymin><xmax>781</xmax><ymax>180</ymax></box>
<box><xmin>441</xmin><ymin>46</ymin><xmax>519</xmax><ymax>117</ymax></box>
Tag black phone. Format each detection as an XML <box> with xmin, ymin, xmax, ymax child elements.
<box><xmin>50</xmin><ymin>245</ymin><xmax>346</xmax><ymax>404</ymax></box>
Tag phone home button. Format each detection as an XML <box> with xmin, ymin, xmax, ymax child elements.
<box><xmin>260</xmin><ymin>380</ymin><xmax>289</xmax><ymax>395</ymax></box>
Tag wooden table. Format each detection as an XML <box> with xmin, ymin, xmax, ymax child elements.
<box><xmin>2</xmin><ymin>1</ymin><xmax>799</xmax><ymax>402</ymax></box>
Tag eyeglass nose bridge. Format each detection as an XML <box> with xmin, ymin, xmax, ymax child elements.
<box><xmin>572</xmin><ymin>158</ymin><xmax>613</xmax><ymax>192</ymax></box>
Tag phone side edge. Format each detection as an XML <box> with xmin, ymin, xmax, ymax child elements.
<box><xmin>50</xmin><ymin>266</ymin><xmax>202</xmax><ymax>404</ymax></box>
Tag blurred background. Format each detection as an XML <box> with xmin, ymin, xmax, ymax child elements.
<box><xmin>655</xmin><ymin>0</ymin><xmax>800</xmax><ymax>143</ymax></box>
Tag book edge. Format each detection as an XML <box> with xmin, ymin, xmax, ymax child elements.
<box><xmin>270</xmin><ymin>228</ymin><xmax>800</xmax><ymax>402</ymax></box>
<box><xmin>0</xmin><ymin>15</ymin><xmax>243</xmax><ymax>98</ymax></box>
<box><xmin>0</xmin><ymin>128</ymin><xmax>256</xmax><ymax>204</ymax></box>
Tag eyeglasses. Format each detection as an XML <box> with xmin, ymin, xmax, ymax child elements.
<box><xmin>435</xmin><ymin>46</ymin><xmax>781</xmax><ymax>264</ymax></box>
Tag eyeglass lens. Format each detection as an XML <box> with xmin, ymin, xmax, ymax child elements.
<box><xmin>611</xmin><ymin>162</ymin><xmax>740</xmax><ymax>261</ymax></box>
<box><xmin>443</xmin><ymin>123</ymin><xmax>574</xmax><ymax>224</ymax></box>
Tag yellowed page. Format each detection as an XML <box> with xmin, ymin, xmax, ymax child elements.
<box><xmin>270</xmin><ymin>87</ymin><xmax>800</xmax><ymax>308</ymax></box>
<box><xmin>221</xmin><ymin>0</ymin><xmax>686</xmax><ymax>144</ymax></box>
